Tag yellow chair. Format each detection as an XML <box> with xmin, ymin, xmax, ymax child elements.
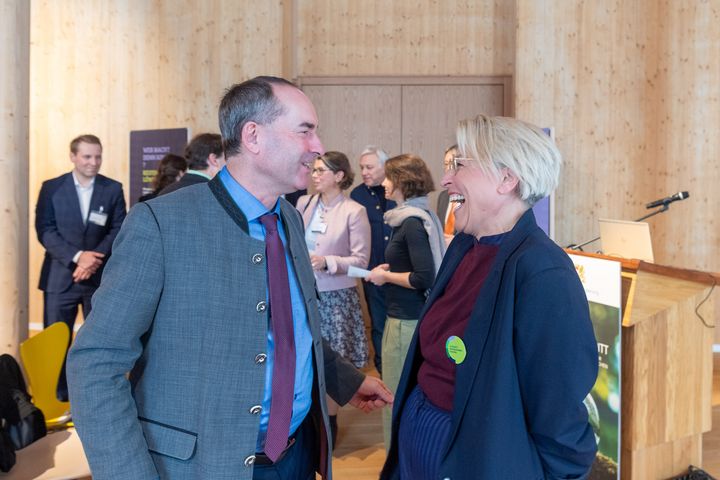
<box><xmin>20</xmin><ymin>322</ymin><xmax>73</xmax><ymax>428</ymax></box>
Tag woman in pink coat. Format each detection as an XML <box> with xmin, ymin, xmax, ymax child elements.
<box><xmin>296</xmin><ymin>151</ymin><xmax>371</xmax><ymax>444</ymax></box>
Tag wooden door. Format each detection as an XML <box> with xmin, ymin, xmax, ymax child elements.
<box><xmin>301</xmin><ymin>76</ymin><xmax>511</xmax><ymax>206</ymax></box>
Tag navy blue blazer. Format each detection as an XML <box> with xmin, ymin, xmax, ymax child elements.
<box><xmin>157</xmin><ymin>172</ymin><xmax>208</xmax><ymax>196</ymax></box>
<box><xmin>36</xmin><ymin>172</ymin><xmax>126</xmax><ymax>293</ymax></box>
<box><xmin>381</xmin><ymin>209</ymin><xmax>598</xmax><ymax>480</ymax></box>
<box><xmin>349</xmin><ymin>184</ymin><xmax>395</xmax><ymax>269</ymax></box>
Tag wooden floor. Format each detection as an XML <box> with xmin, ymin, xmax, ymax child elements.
<box><xmin>330</xmin><ymin>356</ymin><xmax>720</xmax><ymax>480</ymax></box>
<box><xmin>13</xmin><ymin>357</ymin><xmax>718</xmax><ymax>479</ymax></box>
<box><xmin>331</xmin><ymin>367</ymin><xmax>386</xmax><ymax>480</ymax></box>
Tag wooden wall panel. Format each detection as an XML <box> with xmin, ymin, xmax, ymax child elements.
<box><xmin>1</xmin><ymin>0</ymin><xmax>29</xmax><ymax>355</ymax></box>
<box><xmin>295</xmin><ymin>0</ymin><xmax>516</xmax><ymax>77</ymax></box>
<box><xmin>516</xmin><ymin>1</ymin><xmax>657</xmax><ymax>249</ymax></box>
<box><xmin>29</xmin><ymin>0</ymin><xmax>163</xmax><ymax>328</ymax></box>
<box><xmin>28</xmin><ymin>0</ymin><xmax>285</xmax><ymax>327</ymax></box>
<box><xmin>25</xmin><ymin>0</ymin><xmax>720</xmax><ymax>339</ymax></box>
<box><xmin>649</xmin><ymin>2</ymin><xmax>720</xmax><ymax>269</ymax></box>
<box><xmin>156</xmin><ymin>0</ymin><xmax>285</xmax><ymax>134</ymax></box>
<box><xmin>515</xmin><ymin>0</ymin><xmax>720</xmax><ymax>338</ymax></box>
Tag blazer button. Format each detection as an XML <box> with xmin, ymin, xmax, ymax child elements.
<box><xmin>249</xmin><ymin>405</ymin><xmax>262</xmax><ymax>415</ymax></box>
<box><xmin>255</xmin><ymin>353</ymin><xmax>267</xmax><ymax>364</ymax></box>
<box><xmin>251</xmin><ymin>253</ymin><xmax>264</xmax><ymax>264</ymax></box>
<box><xmin>244</xmin><ymin>455</ymin><xmax>256</xmax><ymax>467</ymax></box>
<box><xmin>375</xmin><ymin>205</ymin><xmax>380</xmax><ymax>210</ymax></box>
<box><xmin>256</xmin><ymin>301</ymin><xmax>267</xmax><ymax>312</ymax></box>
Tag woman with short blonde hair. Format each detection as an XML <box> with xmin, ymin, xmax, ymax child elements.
<box><xmin>381</xmin><ymin>115</ymin><xmax>598</xmax><ymax>480</ymax></box>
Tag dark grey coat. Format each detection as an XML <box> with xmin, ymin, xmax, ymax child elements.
<box><xmin>68</xmin><ymin>177</ymin><xmax>363</xmax><ymax>479</ymax></box>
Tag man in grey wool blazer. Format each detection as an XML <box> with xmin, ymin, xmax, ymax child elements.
<box><xmin>67</xmin><ymin>76</ymin><xmax>393</xmax><ymax>480</ymax></box>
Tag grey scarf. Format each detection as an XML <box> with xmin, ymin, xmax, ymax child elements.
<box><xmin>383</xmin><ymin>195</ymin><xmax>446</xmax><ymax>274</ymax></box>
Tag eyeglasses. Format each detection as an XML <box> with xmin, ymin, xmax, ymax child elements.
<box><xmin>311</xmin><ymin>167</ymin><xmax>332</xmax><ymax>176</ymax></box>
<box><xmin>445</xmin><ymin>156</ymin><xmax>473</xmax><ymax>173</ymax></box>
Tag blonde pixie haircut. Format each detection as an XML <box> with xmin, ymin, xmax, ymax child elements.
<box><xmin>456</xmin><ymin>115</ymin><xmax>561</xmax><ymax>206</ymax></box>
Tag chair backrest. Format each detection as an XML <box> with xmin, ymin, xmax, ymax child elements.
<box><xmin>19</xmin><ymin>323</ymin><xmax>70</xmax><ymax>421</ymax></box>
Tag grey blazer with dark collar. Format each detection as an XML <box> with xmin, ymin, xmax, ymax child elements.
<box><xmin>68</xmin><ymin>176</ymin><xmax>363</xmax><ymax>480</ymax></box>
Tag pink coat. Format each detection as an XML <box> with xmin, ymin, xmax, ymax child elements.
<box><xmin>296</xmin><ymin>193</ymin><xmax>371</xmax><ymax>292</ymax></box>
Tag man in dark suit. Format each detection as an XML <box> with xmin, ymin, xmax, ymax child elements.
<box><xmin>350</xmin><ymin>145</ymin><xmax>395</xmax><ymax>374</ymax></box>
<box><xmin>35</xmin><ymin>134</ymin><xmax>126</xmax><ymax>401</ymax></box>
<box><xmin>158</xmin><ymin>132</ymin><xmax>224</xmax><ymax>196</ymax></box>
<box><xmin>67</xmin><ymin>77</ymin><xmax>392</xmax><ymax>480</ymax></box>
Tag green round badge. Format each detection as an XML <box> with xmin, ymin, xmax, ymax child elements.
<box><xmin>445</xmin><ymin>336</ymin><xmax>467</xmax><ymax>365</ymax></box>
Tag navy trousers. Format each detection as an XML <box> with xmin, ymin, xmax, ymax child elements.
<box><xmin>253</xmin><ymin>414</ymin><xmax>318</xmax><ymax>480</ymax></box>
<box><xmin>398</xmin><ymin>385</ymin><xmax>452</xmax><ymax>480</ymax></box>
<box><xmin>361</xmin><ymin>282</ymin><xmax>387</xmax><ymax>373</ymax></box>
<box><xmin>43</xmin><ymin>282</ymin><xmax>95</xmax><ymax>401</ymax></box>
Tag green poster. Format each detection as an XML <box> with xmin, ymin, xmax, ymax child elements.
<box><xmin>569</xmin><ymin>254</ymin><xmax>622</xmax><ymax>480</ymax></box>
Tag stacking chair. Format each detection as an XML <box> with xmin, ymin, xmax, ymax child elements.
<box><xmin>19</xmin><ymin>323</ymin><xmax>72</xmax><ymax>429</ymax></box>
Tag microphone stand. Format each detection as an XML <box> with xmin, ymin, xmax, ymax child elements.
<box><xmin>566</xmin><ymin>204</ymin><xmax>670</xmax><ymax>251</ymax></box>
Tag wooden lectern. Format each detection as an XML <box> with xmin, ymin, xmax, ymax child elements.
<box><xmin>569</xmin><ymin>251</ymin><xmax>717</xmax><ymax>479</ymax></box>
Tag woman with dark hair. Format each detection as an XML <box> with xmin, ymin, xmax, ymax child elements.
<box><xmin>138</xmin><ymin>153</ymin><xmax>187</xmax><ymax>202</ymax></box>
<box><xmin>296</xmin><ymin>151</ymin><xmax>371</xmax><ymax>445</ymax></box>
<box><xmin>365</xmin><ymin>153</ymin><xmax>446</xmax><ymax>450</ymax></box>
<box><xmin>380</xmin><ymin>116</ymin><xmax>598</xmax><ymax>480</ymax></box>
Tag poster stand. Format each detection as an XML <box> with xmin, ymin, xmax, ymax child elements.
<box><xmin>568</xmin><ymin>251</ymin><xmax>717</xmax><ymax>479</ymax></box>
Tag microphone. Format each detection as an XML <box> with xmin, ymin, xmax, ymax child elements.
<box><xmin>645</xmin><ymin>191</ymin><xmax>690</xmax><ymax>209</ymax></box>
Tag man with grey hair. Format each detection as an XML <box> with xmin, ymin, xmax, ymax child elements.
<box><xmin>350</xmin><ymin>145</ymin><xmax>396</xmax><ymax>374</ymax></box>
<box><xmin>68</xmin><ymin>76</ymin><xmax>392</xmax><ymax>480</ymax></box>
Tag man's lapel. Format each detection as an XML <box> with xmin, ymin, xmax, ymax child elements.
<box><xmin>62</xmin><ymin>173</ymin><xmax>86</xmax><ymax>228</ymax></box>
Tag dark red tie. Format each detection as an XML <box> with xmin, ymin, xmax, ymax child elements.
<box><xmin>259</xmin><ymin>213</ymin><xmax>296</xmax><ymax>462</ymax></box>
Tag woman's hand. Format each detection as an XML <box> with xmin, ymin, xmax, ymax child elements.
<box><xmin>366</xmin><ymin>264</ymin><xmax>390</xmax><ymax>286</ymax></box>
<box><xmin>310</xmin><ymin>255</ymin><xmax>327</xmax><ymax>271</ymax></box>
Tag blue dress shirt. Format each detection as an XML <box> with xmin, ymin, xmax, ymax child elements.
<box><xmin>218</xmin><ymin>168</ymin><xmax>313</xmax><ymax>449</ymax></box>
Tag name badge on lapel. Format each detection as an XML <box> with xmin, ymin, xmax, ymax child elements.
<box><xmin>88</xmin><ymin>206</ymin><xmax>108</xmax><ymax>226</ymax></box>
<box><xmin>311</xmin><ymin>222</ymin><xmax>328</xmax><ymax>234</ymax></box>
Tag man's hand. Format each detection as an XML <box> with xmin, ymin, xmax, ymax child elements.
<box><xmin>72</xmin><ymin>265</ymin><xmax>93</xmax><ymax>283</ymax></box>
<box><xmin>77</xmin><ymin>251</ymin><xmax>105</xmax><ymax>273</ymax></box>
<box><xmin>348</xmin><ymin>375</ymin><xmax>394</xmax><ymax>413</ymax></box>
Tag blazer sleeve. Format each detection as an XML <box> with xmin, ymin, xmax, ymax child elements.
<box><xmin>93</xmin><ymin>183</ymin><xmax>127</xmax><ymax>255</ymax></box>
<box><xmin>322</xmin><ymin>340</ymin><xmax>365</xmax><ymax>405</ymax></box>
<box><xmin>513</xmin><ymin>266</ymin><xmax>599</xmax><ymax>479</ymax></box>
<box><xmin>35</xmin><ymin>181</ymin><xmax>80</xmax><ymax>267</ymax></box>
<box><xmin>67</xmin><ymin>203</ymin><xmax>163</xmax><ymax>479</ymax></box>
<box><xmin>325</xmin><ymin>205</ymin><xmax>371</xmax><ymax>274</ymax></box>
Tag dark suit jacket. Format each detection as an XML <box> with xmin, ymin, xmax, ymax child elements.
<box><xmin>36</xmin><ymin>172</ymin><xmax>126</xmax><ymax>293</ymax></box>
<box><xmin>381</xmin><ymin>209</ymin><xmax>598</xmax><ymax>480</ymax></box>
<box><xmin>67</xmin><ymin>177</ymin><xmax>364</xmax><ymax>479</ymax></box>
<box><xmin>157</xmin><ymin>172</ymin><xmax>208</xmax><ymax>196</ymax></box>
<box><xmin>284</xmin><ymin>189</ymin><xmax>307</xmax><ymax>207</ymax></box>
